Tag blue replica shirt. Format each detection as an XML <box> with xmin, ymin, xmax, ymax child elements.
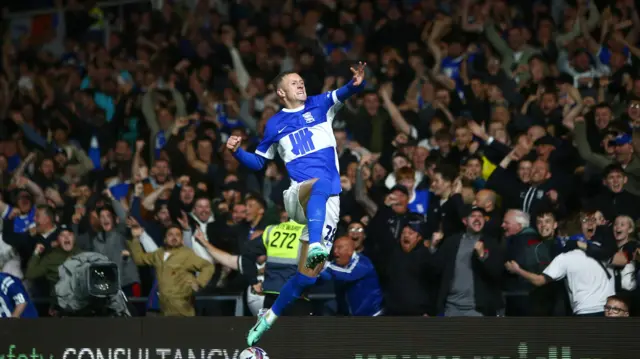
<box><xmin>0</xmin><ymin>273</ymin><xmax>38</xmax><ymax>318</ymax></box>
<box><xmin>234</xmin><ymin>80</ymin><xmax>364</xmax><ymax>195</ymax></box>
<box><xmin>2</xmin><ymin>206</ymin><xmax>35</xmax><ymax>234</ymax></box>
<box><xmin>441</xmin><ymin>55</ymin><xmax>465</xmax><ymax>98</ymax></box>
<box><xmin>408</xmin><ymin>189</ymin><xmax>430</xmax><ymax>215</ymax></box>
<box><xmin>320</xmin><ymin>253</ymin><xmax>384</xmax><ymax>316</ymax></box>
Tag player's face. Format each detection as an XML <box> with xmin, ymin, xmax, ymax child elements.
<box><xmin>279</xmin><ymin>73</ymin><xmax>307</xmax><ymax>103</ymax></box>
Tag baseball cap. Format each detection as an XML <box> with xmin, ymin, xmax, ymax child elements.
<box><xmin>613</xmin><ymin>133</ymin><xmax>632</xmax><ymax>146</ymax></box>
<box><xmin>58</xmin><ymin>224</ymin><xmax>73</xmax><ymax>235</ymax></box>
<box><xmin>404</xmin><ymin>213</ymin><xmax>425</xmax><ymax>237</ymax></box>
<box><xmin>390</xmin><ymin>184</ymin><xmax>409</xmax><ymax>197</ymax></box>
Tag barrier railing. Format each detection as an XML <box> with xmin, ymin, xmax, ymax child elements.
<box><xmin>31</xmin><ymin>291</ymin><xmax>533</xmax><ymax>317</ymax></box>
<box><xmin>30</xmin><ymin>293</ymin><xmax>338</xmax><ymax>317</ymax></box>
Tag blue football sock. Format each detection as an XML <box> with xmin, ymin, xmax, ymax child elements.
<box><xmin>307</xmin><ymin>178</ymin><xmax>331</xmax><ymax>245</ymax></box>
<box><xmin>270</xmin><ymin>272</ymin><xmax>317</xmax><ymax>317</ymax></box>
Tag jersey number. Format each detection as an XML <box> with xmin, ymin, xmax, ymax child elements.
<box><xmin>289</xmin><ymin>128</ymin><xmax>315</xmax><ymax>155</ymax></box>
<box><xmin>270</xmin><ymin>231</ymin><xmax>297</xmax><ymax>249</ymax></box>
<box><xmin>0</xmin><ymin>297</ymin><xmax>11</xmax><ymax>317</ymax></box>
<box><xmin>324</xmin><ymin>225</ymin><xmax>337</xmax><ymax>243</ymax></box>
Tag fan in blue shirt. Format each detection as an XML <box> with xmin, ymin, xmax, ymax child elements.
<box><xmin>396</xmin><ymin>167</ymin><xmax>429</xmax><ymax>216</ymax></box>
<box><xmin>0</xmin><ymin>273</ymin><xmax>38</xmax><ymax>318</ymax></box>
<box><xmin>319</xmin><ymin>236</ymin><xmax>383</xmax><ymax>316</ymax></box>
<box><xmin>1</xmin><ymin>189</ymin><xmax>36</xmax><ymax>234</ymax></box>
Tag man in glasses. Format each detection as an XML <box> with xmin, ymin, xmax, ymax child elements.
<box><xmin>604</xmin><ymin>295</ymin><xmax>630</xmax><ymax>317</ymax></box>
<box><xmin>347</xmin><ymin>222</ymin><xmax>365</xmax><ymax>253</ymax></box>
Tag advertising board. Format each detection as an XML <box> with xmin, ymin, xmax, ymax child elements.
<box><xmin>0</xmin><ymin>317</ymin><xmax>636</xmax><ymax>359</ymax></box>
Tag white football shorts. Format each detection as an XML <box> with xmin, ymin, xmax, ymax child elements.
<box><xmin>283</xmin><ymin>181</ymin><xmax>340</xmax><ymax>250</ymax></box>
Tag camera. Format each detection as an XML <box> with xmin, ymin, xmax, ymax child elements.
<box><xmin>55</xmin><ymin>253</ymin><xmax>130</xmax><ymax>317</ymax></box>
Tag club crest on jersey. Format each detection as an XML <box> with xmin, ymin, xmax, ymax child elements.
<box><xmin>303</xmin><ymin>112</ymin><xmax>315</xmax><ymax>124</ymax></box>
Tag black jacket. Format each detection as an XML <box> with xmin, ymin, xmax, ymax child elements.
<box><xmin>383</xmin><ymin>244</ymin><xmax>433</xmax><ymax>316</ymax></box>
<box><xmin>425</xmin><ymin>193</ymin><xmax>466</xmax><ymax>240</ymax></box>
<box><xmin>486</xmin><ymin>166</ymin><xmax>565</xmax><ymax>220</ymax></box>
<box><xmin>430</xmin><ymin>232</ymin><xmax>504</xmax><ymax>316</ymax></box>
<box><xmin>588</xmin><ymin>189</ymin><xmax>640</xmax><ymax>221</ymax></box>
<box><xmin>483</xmin><ymin>209</ymin><xmax>504</xmax><ymax>240</ymax></box>
<box><xmin>2</xmin><ymin>222</ymin><xmax>60</xmax><ymax>268</ymax></box>
<box><xmin>504</xmin><ymin>227</ymin><xmax>543</xmax><ymax>292</ymax></box>
<box><xmin>365</xmin><ymin>205</ymin><xmax>414</xmax><ymax>289</ymax></box>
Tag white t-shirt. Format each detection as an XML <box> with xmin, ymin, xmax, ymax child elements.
<box><xmin>543</xmin><ymin>250</ymin><xmax>615</xmax><ymax>315</ymax></box>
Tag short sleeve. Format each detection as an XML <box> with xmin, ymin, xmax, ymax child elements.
<box><xmin>542</xmin><ymin>252</ymin><xmax>569</xmax><ymax>281</ymax></box>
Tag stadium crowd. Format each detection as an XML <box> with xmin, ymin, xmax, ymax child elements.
<box><xmin>0</xmin><ymin>0</ymin><xmax>640</xmax><ymax>318</ymax></box>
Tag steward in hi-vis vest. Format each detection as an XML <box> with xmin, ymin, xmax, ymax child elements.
<box><xmin>239</xmin><ymin>221</ymin><xmax>314</xmax><ymax>315</ymax></box>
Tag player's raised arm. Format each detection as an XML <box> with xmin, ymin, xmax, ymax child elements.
<box><xmin>334</xmin><ymin>62</ymin><xmax>367</xmax><ymax>102</ymax></box>
<box><xmin>227</xmin><ymin>135</ymin><xmax>267</xmax><ymax>171</ymax></box>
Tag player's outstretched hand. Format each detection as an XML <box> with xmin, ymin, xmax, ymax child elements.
<box><xmin>350</xmin><ymin>61</ymin><xmax>367</xmax><ymax>86</ymax></box>
<box><xmin>226</xmin><ymin>135</ymin><xmax>241</xmax><ymax>152</ymax></box>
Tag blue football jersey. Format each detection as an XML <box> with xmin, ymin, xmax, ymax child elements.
<box><xmin>0</xmin><ymin>273</ymin><xmax>38</xmax><ymax>318</ymax></box>
<box><xmin>2</xmin><ymin>206</ymin><xmax>35</xmax><ymax>234</ymax></box>
<box><xmin>441</xmin><ymin>56</ymin><xmax>465</xmax><ymax>98</ymax></box>
<box><xmin>255</xmin><ymin>91</ymin><xmax>343</xmax><ymax>195</ymax></box>
<box><xmin>408</xmin><ymin>189</ymin><xmax>430</xmax><ymax>215</ymax></box>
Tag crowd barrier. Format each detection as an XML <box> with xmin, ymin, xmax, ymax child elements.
<box><xmin>0</xmin><ymin>317</ymin><xmax>637</xmax><ymax>359</ymax></box>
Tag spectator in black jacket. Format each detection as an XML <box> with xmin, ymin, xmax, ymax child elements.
<box><xmin>473</xmin><ymin>189</ymin><xmax>502</xmax><ymax>240</ymax></box>
<box><xmin>382</xmin><ymin>214</ymin><xmax>433</xmax><ymax>316</ymax></box>
<box><xmin>425</xmin><ymin>164</ymin><xmax>465</xmax><ymax>239</ymax></box>
<box><xmin>534</xmin><ymin>209</ymin><xmax>570</xmax><ymax>316</ymax></box>
<box><xmin>365</xmin><ymin>185</ymin><xmax>413</xmax><ymax>289</ymax></box>
<box><xmin>487</xmin><ymin>147</ymin><xmax>565</xmax><ymax>220</ymax></box>
<box><xmin>588</xmin><ymin>163</ymin><xmax>640</xmax><ymax>222</ymax></box>
<box><xmin>429</xmin><ymin>207</ymin><xmax>504</xmax><ymax>316</ymax></box>
<box><xmin>501</xmin><ymin>209</ymin><xmax>545</xmax><ymax>316</ymax></box>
